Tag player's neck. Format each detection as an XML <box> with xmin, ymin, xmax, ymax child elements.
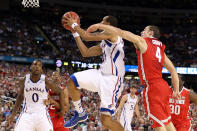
<box><xmin>130</xmin><ymin>93</ymin><xmax>135</xmax><ymax>98</ymax></box>
<box><xmin>30</xmin><ymin>74</ymin><xmax>41</xmax><ymax>83</ymax></box>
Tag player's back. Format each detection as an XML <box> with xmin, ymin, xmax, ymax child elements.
<box><xmin>100</xmin><ymin>36</ymin><xmax>125</xmax><ymax>77</ymax></box>
<box><xmin>136</xmin><ymin>37</ymin><xmax>165</xmax><ymax>85</ymax></box>
<box><xmin>169</xmin><ymin>87</ymin><xmax>191</xmax><ymax>123</ymax></box>
<box><xmin>23</xmin><ymin>74</ymin><xmax>48</xmax><ymax>113</ymax></box>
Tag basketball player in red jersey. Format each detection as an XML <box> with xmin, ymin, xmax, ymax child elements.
<box><xmin>170</xmin><ymin>74</ymin><xmax>197</xmax><ymax>131</ymax></box>
<box><xmin>45</xmin><ymin>71</ymin><xmax>69</xmax><ymax>131</ymax></box>
<box><xmin>87</xmin><ymin>24</ymin><xmax>181</xmax><ymax>131</ymax></box>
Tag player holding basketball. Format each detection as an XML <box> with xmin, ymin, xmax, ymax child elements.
<box><xmin>62</xmin><ymin>14</ymin><xmax>125</xmax><ymax>131</ymax></box>
<box><xmin>170</xmin><ymin>74</ymin><xmax>197</xmax><ymax>131</ymax></box>
<box><xmin>45</xmin><ymin>71</ymin><xmax>69</xmax><ymax>131</ymax></box>
<box><xmin>116</xmin><ymin>85</ymin><xmax>144</xmax><ymax>131</ymax></box>
<box><xmin>87</xmin><ymin>24</ymin><xmax>180</xmax><ymax>131</ymax></box>
<box><xmin>8</xmin><ymin>60</ymin><xmax>65</xmax><ymax>131</ymax></box>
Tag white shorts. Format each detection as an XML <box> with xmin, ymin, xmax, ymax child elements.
<box><xmin>70</xmin><ymin>69</ymin><xmax>123</xmax><ymax>115</ymax></box>
<box><xmin>120</xmin><ymin>108</ymin><xmax>132</xmax><ymax>131</ymax></box>
<box><xmin>15</xmin><ymin>109</ymin><xmax>53</xmax><ymax>131</ymax></box>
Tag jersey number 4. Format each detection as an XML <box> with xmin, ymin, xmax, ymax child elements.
<box><xmin>170</xmin><ymin>105</ymin><xmax>180</xmax><ymax>115</ymax></box>
<box><xmin>32</xmin><ymin>93</ymin><xmax>39</xmax><ymax>102</ymax></box>
<box><xmin>156</xmin><ymin>47</ymin><xmax>161</xmax><ymax>63</ymax></box>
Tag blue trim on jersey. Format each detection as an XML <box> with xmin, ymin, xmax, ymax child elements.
<box><xmin>113</xmin><ymin>50</ymin><xmax>120</xmax><ymax>76</ymax></box>
<box><xmin>104</xmin><ymin>40</ymin><xmax>112</xmax><ymax>47</ymax></box>
<box><xmin>114</xmin><ymin>78</ymin><xmax>122</xmax><ymax>105</ymax></box>
<box><xmin>115</xmin><ymin>67</ymin><xmax>118</xmax><ymax>76</ymax></box>
<box><xmin>70</xmin><ymin>74</ymin><xmax>79</xmax><ymax>87</ymax></box>
<box><xmin>22</xmin><ymin>98</ymin><xmax>26</xmax><ymax>112</ymax></box>
<box><xmin>113</xmin><ymin>50</ymin><xmax>120</xmax><ymax>63</ymax></box>
<box><xmin>100</xmin><ymin>107</ymin><xmax>114</xmax><ymax>115</ymax></box>
<box><xmin>30</xmin><ymin>77</ymin><xmax>41</xmax><ymax>83</ymax></box>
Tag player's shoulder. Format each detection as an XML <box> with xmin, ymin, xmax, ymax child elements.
<box><xmin>18</xmin><ymin>76</ymin><xmax>26</xmax><ymax>83</ymax></box>
<box><xmin>182</xmin><ymin>87</ymin><xmax>190</xmax><ymax>94</ymax></box>
<box><xmin>122</xmin><ymin>94</ymin><xmax>128</xmax><ymax>100</ymax></box>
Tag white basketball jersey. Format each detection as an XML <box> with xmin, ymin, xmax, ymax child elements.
<box><xmin>121</xmin><ymin>94</ymin><xmax>137</xmax><ymax>118</ymax></box>
<box><xmin>100</xmin><ymin>36</ymin><xmax>125</xmax><ymax>77</ymax></box>
<box><xmin>23</xmin><ymin>74</ymin><xmax>48</xmax><ymax>113</ymax></box>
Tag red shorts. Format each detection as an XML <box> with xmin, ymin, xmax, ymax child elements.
<box><xmin>50</xmin><ymin>115</ymin><xmax>69</xmax><ymax>131</ymax></box>
<box><xmin>173</xmin><ymin>120</ymin><xmax>192</xmax><ymax>131</ymax></box>
<box><xmin>143</xmin><ymin>79</ymin><xmax>171</xmax><ymax>128</ymax></box>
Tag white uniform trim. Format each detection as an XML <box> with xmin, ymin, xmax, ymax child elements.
<box><xmin>189</xmin><ymin>120</ymin><xmax>192</xmax><ymax>131</ymax></box>
<box><xmin>161</xmin><ymin>116</ymin><xmax>171</xmax><ymax>123</ymax></box>
<box><xmin>140</xmin><ymin>53</ymin><xmax>166</xmax><ymax>127</ymax></box>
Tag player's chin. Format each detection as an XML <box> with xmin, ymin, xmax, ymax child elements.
<box><xmin>32</xmin><ymin>71</ymin><xmax>40</xmax><ymax>75</ymax></box>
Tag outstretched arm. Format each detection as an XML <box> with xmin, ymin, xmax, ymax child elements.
<box><xmin>9</xmin><ymin>78</ymin><xmax>25</xmax><ymax>124</ymax></box>
<box><xmin>189</xmin><ymin>91</ymin><xmax>197</xmax><ymax>105</ymax></box>
<box><xmin>46</xmin><ymin>78</ymin><xmax>65</xmax><ymax>117</ymax></box>
<box><xmin>73</xmin><ymin>34</ymin><xmax>102</xmax><ymax>57</ymax></box>
<box><xmin>163</xmin><ymin>53</ymin><xmax>180</xmax><ymax>99</ymax></box>
<box><xmin>87</xmin><ymin>24</ymin><xmax>147</xmax><ymax>53</ymax></box>
<box><xmin>62</xmin><ymin>14</ymin><xmax>113</xmax><ymax>41</ymax></box>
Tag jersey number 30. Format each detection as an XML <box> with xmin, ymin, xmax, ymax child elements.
<box><xmin>32</xmin><ymin>93</ymin><xmax>39</xmax><ymax>102</ymax></box>
<box><xmin>170</xmin><ymin>105</ymin><xmax>180</xmax><ymax>115</ymax></box>
<box><xmin>156</xmin><ymin>47</ymin><xmax>161</xmax><ymax>63</ymax></box>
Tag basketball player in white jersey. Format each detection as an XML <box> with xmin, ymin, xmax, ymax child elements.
<box><xmin>116</xmin><ymin>85</ymin><xmax>144</xmax><ymax>131</ymax></box>
<box><xmin>8</xmin><ymin>60</ymin><xmax>65</xmax><ymax>131</ymax></box>
<box><xmin>62</xmin><ymin>15</ymin><xmax>125</xmax><ymax>131</ymax></box>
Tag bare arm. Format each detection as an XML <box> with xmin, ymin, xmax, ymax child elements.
<box><xmin>74</xmin><ymin>27</ymin><xmax>113</xmax><ymax>41</ymax></box>
<box><xmin>163</xmin><ymin>53</ymin><xmax>179</xmax><ymax>93</ymax></box>
<box><xmin>74</xmin><ymin>35</ymin><xmax>102</xmax><ymax>57</ymax></box>
<box><xmin>64</xmin><ymin>88</ymin><xmax>69</xmax><ymax>112</ymax></box>
<box><xmin>88</xmin><ymin>24</ymin><xmax>147</xmax><ymax>53</ymax></box>
<box><xmin>134</xmin><ymin>97</ymin><xmax>140</xmax><ymax>118</ymax></box>
<box><xmin>134</xmin><ymin>97</ymin><xmax>144</xmax><ymax>123</ymax></box>
<box><xmin>189</xmin><ymin>91</ymin><xmax>197</xmax><ymax>105</ymax></box>
<box><xmin>46</xmin><ymin>78</ymin><xmax>65</xmax><ymax>116</ymax></box>
<box><xmin>62</xmin><ymin>15</ymin><xmax>113</xmax><ymax>41</ymax></box>
<box><xmin>9</xmin><ymin>78</ymin><xmax>25</xmax><ymax>122</ymax></box>
<box><xmin>116</xmin><ymin>95</ymin><xmax>127</xmax><ymax>120</ymax></box>
<box><xmin>47</xmin><ymin>88</ymin><xmax>69</xmax><ymax>112</ymax></box>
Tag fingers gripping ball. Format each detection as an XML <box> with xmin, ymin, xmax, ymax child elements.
<box><xmin>62</xmin><ymin>11</ymin><xmax>80</xmax><ymax>31</ymax></box>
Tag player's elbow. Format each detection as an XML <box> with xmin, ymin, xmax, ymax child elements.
<box><xmin>81</xmin><ymin>53</ymin><xmax>89</xmax><ymax>57</ymax></box>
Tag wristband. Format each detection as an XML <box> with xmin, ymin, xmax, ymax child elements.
<box><xmin>72</xmin><ymin>32</ymin><xmax>80</xmax><ymax>38</ymax></box>
<box><xmin>71</xmin><ymin>23</ymin><xmax>78</xmax><ymax>29</ymax></box>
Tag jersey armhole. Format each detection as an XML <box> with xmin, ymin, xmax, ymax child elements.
<box><xmin>141</xmin><ymin>38</ymin><xmax>149</xmax><ymax>55</ymax></box>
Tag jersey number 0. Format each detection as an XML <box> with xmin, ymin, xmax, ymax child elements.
<box><xmin>32</xmin><ymin>93</ymin><xmax>39</xmax><ymax>102</ymax></box>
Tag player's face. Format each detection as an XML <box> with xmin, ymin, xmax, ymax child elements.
<box><xmin>141</xmin><ymin>26</ymin><xmax>152</xmax><ymax>38</ymax></box>
<box><xmin>52</xmin><ymin>72</ymin><xmax>61</xmax><ymax>83</ymax></box>
<box><xmin>31</xmin><ymin>61</ymin><xmax>42</xmax><ymax>75</ymax></box>
<box><xmin>130</xmin><ymin>87</ymin><xmax>137</xmax><ymax>94</ymax></box>
<box><xmin>101</xmin><ymin>16</ymin><xmax>110</xmax><ymax>25</ymax></box>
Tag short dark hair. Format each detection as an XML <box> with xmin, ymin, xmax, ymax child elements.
<box><xmin>106</xmin><ymin>16</ymin><xmax>118</xmax><ymax>27</ymax></box>
<box><xmin>33</xmin><ymin>59</ymin><xmax>43</xmax><ymax>67</ymax></box>
<box><xmin>148</xmin><ymin>25</ymin><xmax>160</xmax><ymax>39</ymax></box>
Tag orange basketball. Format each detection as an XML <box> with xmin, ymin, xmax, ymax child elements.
<box><xmin>62</xmin><ymin>11</ymin><xmax>80</xmax><ymax>31</ymax></box>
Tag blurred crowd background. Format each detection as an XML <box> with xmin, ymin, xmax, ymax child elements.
<box><xmin>1</xmin><ymin>62</ymin><xmax>197</xmax><ymax>131</ymax></box>
<box><xmin>1</xmin><ymin>0</ymin><xmax>197</xmax><ymax>130</ymax></box>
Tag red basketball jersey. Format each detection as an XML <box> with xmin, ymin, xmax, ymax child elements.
<box><xmin>136</xmin><ymin>37</ymin><xmax>166</xmax><ymax>85</ymax></box>
<box><xmin>169</xmin><ymin>87</ymin><xmax>191</xmax><ymax>123</ymax></box>
<box><xmin>48</xmin><ymin>85</ymin><xmax>66</xmax><ymax>116</ymax></box>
